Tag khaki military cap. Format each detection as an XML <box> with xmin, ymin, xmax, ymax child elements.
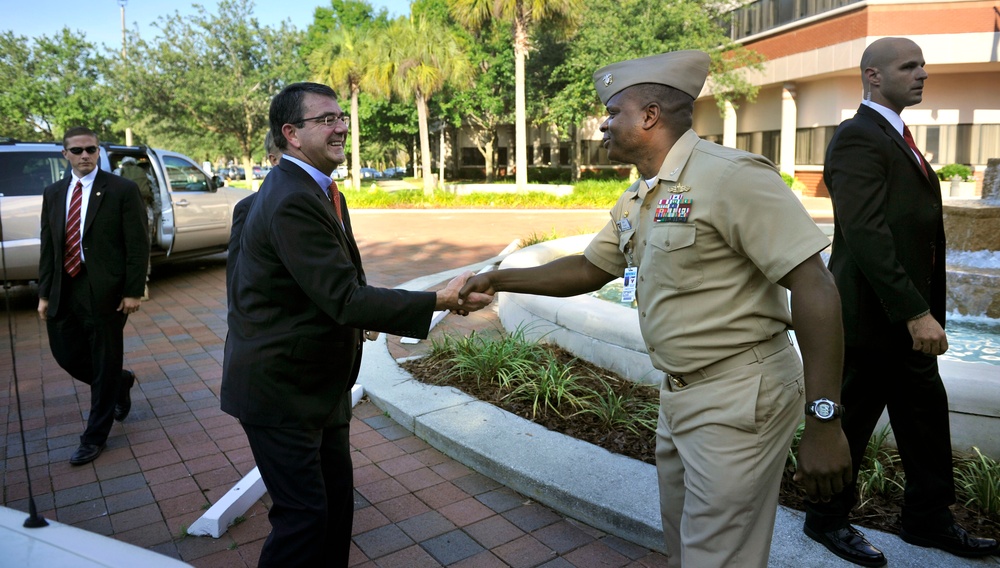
<box><xmin>593</xmin><ymin>50</ymin><xmax>710</xmax><ymax>105</ymax></box>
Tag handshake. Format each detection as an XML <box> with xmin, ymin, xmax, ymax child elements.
<box><xmin>435</xmin><ymin>271</ymin><xmax>496</xmax><ymax>316</ymax></box>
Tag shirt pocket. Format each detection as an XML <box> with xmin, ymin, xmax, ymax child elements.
<box><xmin>646</xmin><ymin>224</ymin><xmax>703</xmax><ymax>291</ymax></box>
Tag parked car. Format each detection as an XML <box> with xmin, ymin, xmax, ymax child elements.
<box><xmin>225</xmin><ymin>166</ymin><xmax>245</xmax><ymax>180</ymax></box>
<box><xmin>0</xmin><ymin>140</ymin><xmax>253</xmax><ymax>285</ymax></box>
<box><xmin>252</xmin><ymin>166</ymin><xmax>265</xmax><ymax>179</ymax></box>
<box><xmin>359</xmin><ymin>167</ymin><xmax>381</xmax><ymax>179</ymax></box>
<box><xmin>382</xmin><ymin>166</ymin><xmax>406</xmax><ymax>178</ymax></box>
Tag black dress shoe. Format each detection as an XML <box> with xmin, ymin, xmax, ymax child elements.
<box><xmin>900</xmin><ymin>522</ymin><xmax>1000</xmax><ymax>557</ymax></box>
<box><xmin>69</xmin><ymin>443</ymin><xmax>105</xmax><ymax>465</ymax></box>
<box><xmin>804</xmin><ymin>524</ymin><xmax>887</xmax><ymax>567</ymax></box>
<box><xmin>114</xmin><ymin>370</ymin><xmax>136</xmax><ymax>422</ymax></box>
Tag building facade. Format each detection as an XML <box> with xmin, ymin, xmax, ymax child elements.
<box><xmin>445</xmin><ymin>0</ymin><xmax>1000</xmax><ymax>194</ymax></box>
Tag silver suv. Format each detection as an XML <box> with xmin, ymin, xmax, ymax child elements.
<box><xmin>0</xmin><ymin>140</ymin><xmax>253</xmax><ymax>285</ymax></box>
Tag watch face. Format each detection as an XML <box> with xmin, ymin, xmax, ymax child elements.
<box><xmin>815</xmin><ymin>401</ymin><xmax>834</xmax><ymax>419</ymax></box>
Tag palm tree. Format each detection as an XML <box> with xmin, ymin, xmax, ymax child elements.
<box><xmin>450</xmin><ymin>0</ymin><xmax>583</xmax><ymax>191</ymax></box>
<box><xmin>308</xmin><ymin>27</ymin><xmax>387</xmax><ymax>190</ymax></box>
<box><xmin>388</xmin><ymin>17</ymin><xmax>471</xmax><ymax>195</ymax></box>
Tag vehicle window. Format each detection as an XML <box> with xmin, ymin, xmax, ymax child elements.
<box><xmin>163</xmin><ymin>155</ymin><xmax>210</xmax><ymax>192</ymax></box>
<box><xmin>0</xmin><ymin>152</ymin><xmax>68</xmax><ymax>196</ymax></box>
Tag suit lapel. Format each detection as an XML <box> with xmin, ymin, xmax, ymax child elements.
<box><xmin>858</xmin><ymin>106</ymin><xmax>934</xmax><ymax>186</ymax></box>
<box><xmin>82</xmin><ymin>171</ymin><xmax>106</xmax><ymax>236</ymax></box>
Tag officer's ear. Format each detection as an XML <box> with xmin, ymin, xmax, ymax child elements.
<box><xmin>641</xmin><ymin>102</ymin><xmax>662</xmax><ymax>131</ymax></box>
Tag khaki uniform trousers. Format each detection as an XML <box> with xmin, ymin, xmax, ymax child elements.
<box><xmin>656</xmin><ymin>342</ymin><xmax>804</xmax><ymax>568</ymax></box>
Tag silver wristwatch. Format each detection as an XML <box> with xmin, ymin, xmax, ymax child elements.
<box><xmin>805</xmin><ymin>398</ymin><xmax>843</xmax><ymax>421</ymax></box>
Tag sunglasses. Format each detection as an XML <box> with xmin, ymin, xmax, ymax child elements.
<box><xmin>67</xmin><ymin>146</ymin><xmax>99</xmax><ymax>155</ymax></box>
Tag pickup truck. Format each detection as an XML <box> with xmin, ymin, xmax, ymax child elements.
<box><xmin>0</xmin><ymin>140</ymin><xmax>252</xmax><ymax>285</ymax></box>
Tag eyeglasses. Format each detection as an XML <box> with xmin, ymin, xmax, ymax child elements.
<box><xmin>295</xmin><ymin>114</ymin><xmax>350</xmax><ymax>128</ymax></box>
<box><xmin>67</xmin><ymin>146</ymin><xmax>99</xmax><ymax>155</ymax></box>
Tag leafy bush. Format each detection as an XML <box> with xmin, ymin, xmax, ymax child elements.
<box><xmin>780</xmin><ymin>172</ymin><xmax>806</xmax><ymax>192</ymax></box>
<box><xmin>954</xmin><ymin>447</ymin><xmax>1000</xmax><ymax>517</ymax></box>
<box><xmin>937</xmin><ymin>163</ymin><xmax>974</xmax><ymax>182</ymax></box>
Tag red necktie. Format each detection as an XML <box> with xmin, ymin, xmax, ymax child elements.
<box><xmin>902</xmin><ymin>125</ymin><xmax>927</xmax><ymax>176</ymax></box>
<box><xmin>63</xmin><ymin>181</ymin><xmax>83</xmax><ymax>277</ymax></box>
<box><xmin>328</xmin><ymin>181</ymin><xmax>342</xmax><ymax>221</ymax></box>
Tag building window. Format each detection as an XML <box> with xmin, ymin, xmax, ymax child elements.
<box><xmin>559</xmin><ymin>145</ymin><xmax>571</xmax><ymax>165</ymax></box>
<box><xmin>581</xmin><ymin>140</ymin><xmax>611</xmax><ymax>166</ymax></box>
<box><xmin>527</xmin><ymin>146</ymin><xmax>534</xmax><ymax>164</ymax></box>
<box><xmin>542</xmin><ymin>145</ymin><xmax>552</xmax><ymax>165</ymax></box>
<box><xmin>795</xmin><ymin>126</ymin><xmax>834</xmax><ymax>166</ymax></box>
<box><xmin>461</xmin><ymin>147</ymin><xmax>485</xmax><ymax>167</ymax></box>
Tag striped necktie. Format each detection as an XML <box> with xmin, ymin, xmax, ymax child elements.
<box><xmin>63</xmin><ymin>181</ymin><xmax>83</xmax><ymax>277</ymax></box>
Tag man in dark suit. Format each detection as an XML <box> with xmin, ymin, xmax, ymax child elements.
<box><xmin>37</xmin><ymin>126</ymin><xmax>149</xmax><ymax>466</ymax></box>
<box><xmin>222</xmin><ymin>82</ymin><xmax>492</xmax><ymax>567</ymax></box>
<box><xmin>226</xmin><ymin>131</ymin><xmax>279</xmax><ymax>295</ymax></box>
<box><xmin>803</xmin><ymin>37</ymin><xmax>998</xmax><ymax>566</ymax></box>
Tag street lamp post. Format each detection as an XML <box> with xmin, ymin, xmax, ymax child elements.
<box><xmin>119</xmin><ymin>0</ymin><xmax>133</xmax><ymax>146</ymax></box>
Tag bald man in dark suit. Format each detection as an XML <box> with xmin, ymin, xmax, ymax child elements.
<box><xmin>803</xmin><ymin>37</ymin><xmax>998</xmax><ymax>566</ymax></box>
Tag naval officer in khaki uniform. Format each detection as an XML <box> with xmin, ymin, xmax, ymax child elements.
<box><xmin>460</xmin><ymin>51</ymin><xmax>852</xmax><ymax>567</ymax></box>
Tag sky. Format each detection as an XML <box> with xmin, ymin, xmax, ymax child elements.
<box><xmin>5</xmin><ymin>0</ymin><xmax>413</xmax><ymax>49</ymax></box>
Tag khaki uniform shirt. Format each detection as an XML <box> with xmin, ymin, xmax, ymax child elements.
<box><xmin>585</xmin><ymin>130</ymin><xmax>829</xmax><ymax>374</ymax></box>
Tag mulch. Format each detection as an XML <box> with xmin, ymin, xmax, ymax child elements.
<box><xmin>401</xmin><ymin>345</ymin><xmax>1000</xmax><ymax>542</ymax></box>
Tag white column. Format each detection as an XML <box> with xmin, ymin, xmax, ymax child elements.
<box><xmin>723</xmin><ymin>101</ymin><xmax>737</xmax><ymax>148</ymax></box>
<box><xmin>780</xmin><ymin>83</ymin><xmax>797</xmax><ymax>177</ymax></box>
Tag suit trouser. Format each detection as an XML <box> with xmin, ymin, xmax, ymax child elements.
<box><xmin>243</xmin><ymin>418</ymin><xmax>354</xmax><ymax>568</ymax></box>
<box><xmin>804</xmin><ymin>346</ymin><xmax>955</xmax><ymax>532</ymax></box>
<box><xmin>46</xmin><ymin>268</ymin><xmax>127</xmax><ymax>446</ymax></box>
<box><xmin>656</xmin><ymin>345</ymin><xmax>804</xmax><ymax>568</ymax></box>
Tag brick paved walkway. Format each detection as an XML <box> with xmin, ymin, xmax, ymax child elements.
<box><xmin>3</xmin><ymin>210</ymin><xmax>680</xmax><ymax>567</ymax></box>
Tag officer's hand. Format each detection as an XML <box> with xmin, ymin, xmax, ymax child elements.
<box><xmin>459</xmin><ymin>273</ymin><xmax>496</xmax><ymax>299</ymax></box>
<box><xmin>906</xmin><ymin>314</ymin><xmax>948</xmax><ymax>356</ymax></box>
<box><xmin>793</xmin><ymin>422</ymin><xmax>852</xmax><ymax>503</ymax></box>
<box><xmin>436</xmin><ymin>271</ymin><xmax>494</xmax><ymax>315</ymax></box>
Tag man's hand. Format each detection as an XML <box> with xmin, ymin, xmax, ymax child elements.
<box><xmin>118</xmin><ymin>297</ymin><xmax>142</xmax><ymax>315</ymax></box>
<box><xmin>363</xmin><ymin>330</ymin><xmax>380</xmax><ymax>342</ymax></box>
<box><xmin>37</xmin><ymin>298</ymin><xmax>48</xmax><ymax>321</ymax></box>
<box><xmin>906</xmin><ymin>313</ymin><xmax>948</xmax><ymax>355</ymax></box>
<box><xmin>436</xmin><ymin>271</ymin><xmax>493</xmax><ymax>315</ymax></box>
<box><xmin>459</xmin><ymin>273</ymin><xmax>496</xmax><ymax>299</ymax></box>
<box><xmin>793</xmin><ymin>422</ymin><xmax>853</xmax><ymax>503</ymax></box>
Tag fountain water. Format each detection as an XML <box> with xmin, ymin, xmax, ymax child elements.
<box><xmin>944</xmin><ymin>159</ymin><xmax>1000</xmax><ymax>318</ymax></box>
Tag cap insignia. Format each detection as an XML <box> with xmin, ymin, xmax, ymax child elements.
<box><xmin>603</xmin><ymin>73</ymin><xmax>613</xmax><ymax>87</ymax></box>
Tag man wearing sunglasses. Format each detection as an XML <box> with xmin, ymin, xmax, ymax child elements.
<box><xmin>37</xmin><ymin>126</ymin><xmax>149</xmax><ymax>466</ymax></box>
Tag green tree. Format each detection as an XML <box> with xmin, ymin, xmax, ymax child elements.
<box><xmin>125</xmin><ymin>0</ymin><xmax>304</xmax><ymax>177</ymax></box>
<box><xmin>0</xmin><ymin>29</ymin><xmax>117</xmax><ymax>141</ymax></box>
<box><xmin>310</xmin><ymin>25</ymin><xmax>387</xmax><ymax>188</ymax></box>
<box><xmin>387</xmin><ymin>16</ymin><xmax>471</xmax><ymax>194</ymax></box>
<box><xmin>537</xmin><ymin>0</ymin><xmax>764</xmax><ymax>178</ymax></box>
<box><xmin>448</xmin><ymin>23</ymin><xmax>515</xmax><ymax>182</ymax></box>
<box><xmin>449</xmin><ymin>0</ymin><xmax>584</xmax><ymax>191</ymax></box>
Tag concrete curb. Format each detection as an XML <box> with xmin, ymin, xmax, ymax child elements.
<box><xmin>357</xmin><ymin>265</ymin><xmax>1000</xmax><ymax>566</ymax></box>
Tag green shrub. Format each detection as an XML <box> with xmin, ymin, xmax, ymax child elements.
<box><xmin>954</xmin><ymin>447</ymin><xmax>1000</xmax><ymax>517</ymax></box>
<box><xmin>937</xmin><ymin>163</ymin><xmax>973</xmax><ymax>182</ymax></box>
<box><xmin>780</xmin><ymin>172</ymin><xmax>806</xmax><ymax>192</ymax></box>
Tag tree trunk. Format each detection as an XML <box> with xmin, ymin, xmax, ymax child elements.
<box><xmin>416</xmin><ymin>93</ymin><xmax>434</xmax><ymax>196</ymax></box>
<box><xmin>350</xmin><ymin>84</ymin><xmax>361</xmax><ymax>190</ymax></box>
<box><xmin>485</xmin><ymin>136</ymin><xmax>495</xmax><ymax>183</ymax></box>
<box><xmin>438</xmin><ymin>126</ymin><xmax>445</xmax><ymax>189</ymax></box>
<box><xmin>514</xmin><ymin>17</ymin><xmax>528</xmax><ymax>192</ymax></box>
<box><xmin>576</xmin><ymin>124</ymin><xmax>580</xmax><ymax>181</ymax></box>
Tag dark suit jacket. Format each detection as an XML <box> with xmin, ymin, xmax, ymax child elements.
<box><xmin>225</xmin><ymin>192</ymin><xmax>255</xmax><ymax>302</ymax></box>
<box><xmin>38</xmin><ymin>169</ymin><xmax>149</xmax><ymax>316</ymax></box>
<box><xmin>825</xmin><ymin>104</ymin><xmax>946</xmax><ymax>348</ymax></box>
<box><xmin>221</xmin><ymin>159</ymin><xmax>436</xmax><ymax>429</ymax></box>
